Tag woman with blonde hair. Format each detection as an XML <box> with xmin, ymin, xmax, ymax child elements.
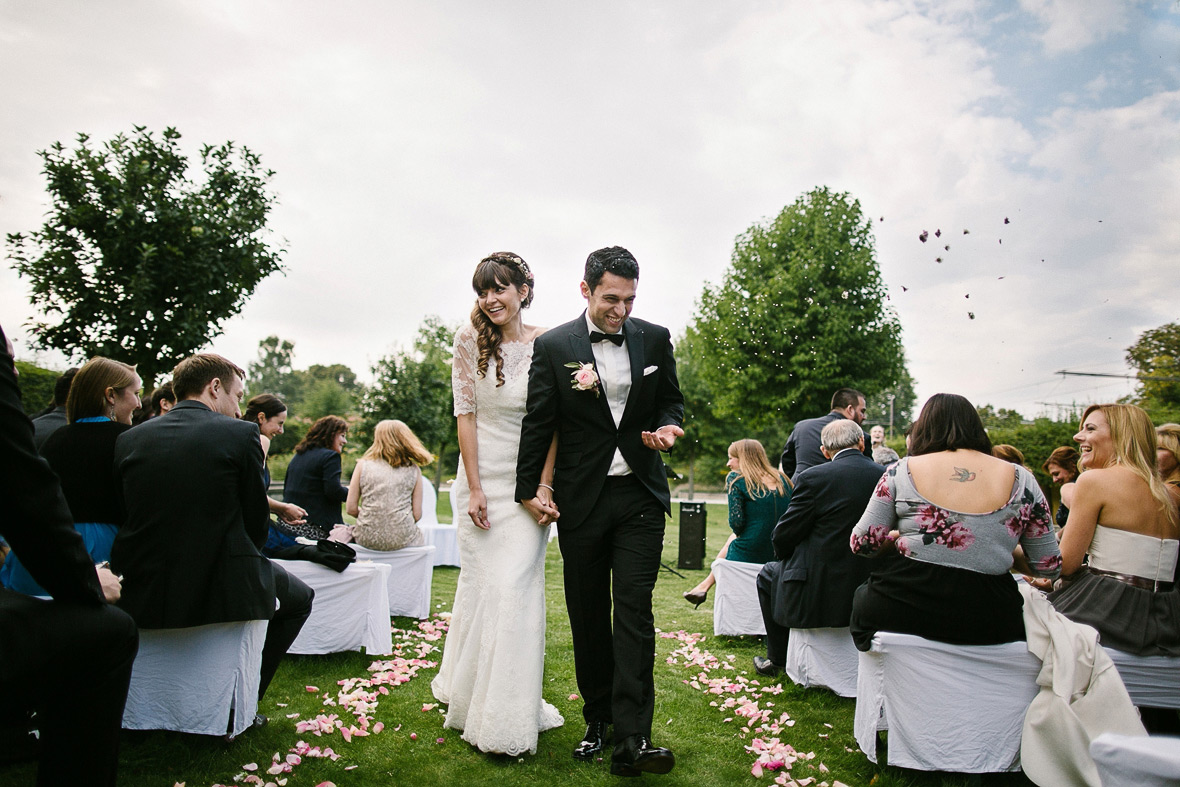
<box><xmin>1156</xmin><ymin>423</ymin><xmax>1180</xmax><ymax>506</ymax></box>
<box><xmin>4</xmin><ymin>357</ymin><xmax>142</xmax><ymax>595</ymax></box>
<box><xmin>1049</xmin><ymin>404</ymin><xmax>1180</xmax><ymax>657</ymax></box>
<box><xmin>683</xmin><ymin>439</ymin><xmax>793</xmax><ymax>606</ymax></box>
<box><xmin>345</xmin><ymin>420</ymin><xmax>434</xmax><ymax>551</ymax></box>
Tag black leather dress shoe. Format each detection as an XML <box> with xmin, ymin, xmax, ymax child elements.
<box><xmin>753</xmin><ymin>656</ymin><xmax>783</xmax><ymax>677</ymax></box>
<box><xmin>610</xmin><ymin>734</ymin><xmax>675</xmax><ymax>777</ymax></box>
<box><xmin>573</xmin><ymin>721</ymin><xmax>610</xmax><ymax>761</ymax></box>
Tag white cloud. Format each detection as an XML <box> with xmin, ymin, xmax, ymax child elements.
<box><xmin>1018</xmin><ymin>0</ymin><xmax>1131</xmax><ymax>54</ymax></box>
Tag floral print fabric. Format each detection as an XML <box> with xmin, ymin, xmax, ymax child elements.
<box><xmin>851</xmin><ymin>458</ymin><xmax>1061</xmax><ymax>577</ymax></box>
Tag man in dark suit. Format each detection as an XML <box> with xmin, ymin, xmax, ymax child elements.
<box><xmin>755</xmin><ymin>418</ymin><xmax>884</xmax><ymax>676</ymax></box>
<box><xmin>779</xmin><ymin>387</ymin><xmax>869</xmax><ymax>481</ymax></box>
<box><xmin>30</xmin><ymin>367</ymin><xmax>77</xmax><ymax>451</ymax></box>
<box><xmin>0</xmin><ymin>325</ymin><xmax>138</xmax><ymax>786</ymax></box>
<box><xmin>111</xmin><ymin>353</ymin><xmax>313</xmax><ymax>720</ymax></box>
<box><xmin>516</xmin><ymin>247</ymin><xmax>684</xmax><ymax>777</ymax></box>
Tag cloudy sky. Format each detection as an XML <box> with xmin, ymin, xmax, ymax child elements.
<box><xmin>2</xmin><ymin>0</ymin><xmax>1177</xmax><ymax>420</ymax></box>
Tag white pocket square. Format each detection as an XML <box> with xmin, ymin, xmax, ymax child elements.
<box><xmin>643</xmin><ymin>365</ymin><xmax>659</xmax><ymax>376</ymax></box>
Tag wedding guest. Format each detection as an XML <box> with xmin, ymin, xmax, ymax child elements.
<box><xmin>30</xmin><ymin>367</ymin><xmax>78</xmax><ymax>451</ymax></box>
<box><xmin>1042</xmin><ymin>446</ymin><xmax>1079</xmax><ymax>530</ymax></box>
<box><xmin>345</xmin><ymin>420</ymin><xmax>433</xmax><ymax>551</ymax></box>
<box><xmin>111</xmin><ymin>353</ymin><xmax>313</xmax><ymax>714</ymax></box>
<box><xmin>242</xmin><ymin>394</ymin><xmax>309</xmax><ymax>547</ymax></box>
<box><xmin>283</xmin><ymin>415</ymin><xmax>349</xmax><ymax>539</ymax></box>
<box><xmin>779</xmin><ymin>388</ymin><xmax>869</xmax><ymax>481</ymax></box>
<box><xmin>1157</xmin><ymin>423</ymin><xmax>1180</xmax><ymax>506</ymax></box>
<box><xmin>4</xmin><ymin>357</ymin><xmax>141</xmax><ymax>596</ymax></box>
<box><xmin>992</xmin><ymin>444</ymin><xmax>1026</xmax><ymax>466</ymax></box>
<box><xmin>871</xmin><ymin>424</ymin><xmax>899</xmax><ymax>465</ymax></box>
<box><xmin>683</xmin><ymin>439</ymin><xmax>792</xmax><ymax>607</ymax></box>
<box><xmin>1048</xmin><ymin>405</ymin><xmax>1179</xmax><ymax>655</ymax></box>
<box><xmin>849</xmin><ymin>393</ymin><xmax>1061</xmax><ymax>651</ymax></box>
<box><xmin>149</xmin><ymin>381</ymin><xmax>176</xmax><ymax>418</ymax></box>
<box><xmin>1</xmin><ymin>325</ymin><xmax>137</xmax><ymax>787</ymax></box>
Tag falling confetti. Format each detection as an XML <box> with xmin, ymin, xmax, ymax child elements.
<box><xmin>936</xmin><ymin>257</ymin><xmax>943</xmax><ymax>263</ymax></box>
<box><xmin>919</xmin><ymin>230</ymin><xmax>928</xmax><ymax>242</ymax></box>
<box><xmin>1004</xmin><ymin>217</ymin><xmax>1010</xmax><ymax>224</ymax></box>
<box><xmin>935</xmin><ymin>229</ymin><xmax>941</xmax><ymax>237</ymax></box>
<box><xmin>963</xmin><ymin>229</ymin><xmax>970</xmax><ymax>234</ymax></box>
<box><xmin>968</xmin><ymin>312</ymin><xmax>975</xmax><ymax>319</ymax></box>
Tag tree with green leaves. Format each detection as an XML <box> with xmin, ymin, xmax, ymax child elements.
<box><xmin>248</xmin><ymin>335</ymin><xmax>299</xmax><ymax>402</ymax></box>
<box><xmin>7</xmin><ymin>126</ymin><xmax>285</xmax><ymax>388</ymax></box>
<box><xmin>864</xmin><ymin>362</ymin><xmax>917</xmax><ymax>435</ymax></box>
<box><xmin>358</xmin><ymin>316</ymin><xmax>459</xmax><ymax>489</ymax></box>
<box><xmin>1127</xmin><ymin>320</ymin><xmax>1180</xmax><ymax>417</ymax></box>
<box><xmin>689</xmin><ymin>187</ymin><xmax>906</xmax><ymax>434</ymax></box>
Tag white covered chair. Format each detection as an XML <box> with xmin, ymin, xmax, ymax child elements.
<box><xmin>419</xmin><ymin>523</ymin><xmax>461</xmax><ymax>567</ymax></box>
<box><xmin>711</xmin><ymin>558</ymin><xmax>765</xmax><ymax>636</ymax></box>
<box><xmin>273</xmin><ymin>559</ymin><xmax>394</xmax><ymax>655</ymax></box>
<box><xmin>854</xmin><ymin>632</ymin><xmax>1041</xmax><ymax>773</ymax></box>
<box><xmin>1090</xmin><ymin>732</ymin><xmax>1180</xmax><ymax>787</ymax></box>
<box><xmin>1104</xmin><ymin>647</ymin><xmax>1180</xmax><ymax>709</ymax></box>
<box><xmin>417</xmin><ymin>481</ymin><xmax>441</xmax><ymax>527</ymax></box>
<box><xmin>347</xmin><ymin>543</ymin><xmax>436</xmax><ymax>619</ymax></box>
<box><xmin>123</xmin><ymin>620</ymin><xmax>267</xmax><ymax>737</ymax></box>
<box><xmin>785</xmin><ymin>627</ymin><xmax>859</xmax><ymax>697</ymax></box>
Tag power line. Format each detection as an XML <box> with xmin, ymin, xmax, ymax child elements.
<box><xmin>1054</xmin><ymin>370</ymin><xmax>1180</xmax><ymax>382</ymax></box>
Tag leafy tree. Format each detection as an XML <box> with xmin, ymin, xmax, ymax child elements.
<box><xmin>1127</xmin><ymin>320</ymin><xmax>1180</xmax><ymax>414</ymax></box>
<box><xmin>14</xmin><ymin>361</ymin><xmax>58</xmax><ymax>416</ymax></box>
<box><xmin>689</xmin><ymin>187</ymin><xmax>905</xmax><ymax>434</ymax></box>
<box><xmin>248</xmin><ymin>335</ymin><xmax>299</xmax><ymax>402</ymax></box>
<box><xmin>864</xmin><ymin>362</ymin><xmax>917</xmax><ymax>436</ymax></box>
<box><xmin>301</xmin><ymin>378</ymin><xmax>355</xmax><ymax>421</ymax></box>
<box><xmin>976</xmin><ymin>405</ymin><xmax>1026</xmax><ymax>430</ymax></box>
<box><xmin>358</xmin><ymin>316</ymin><xmax>459</xmax><ymax>489</ymax></box>
<box><xmin>7</xmin><ymin>126</ymin><xmax>285</xmax><ymax>388</ymax></box>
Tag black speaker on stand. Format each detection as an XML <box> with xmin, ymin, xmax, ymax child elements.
<box><xmin>677</xmin><ymin>502</ymin><xmax>707</xmax><ymax>571</ymax></box>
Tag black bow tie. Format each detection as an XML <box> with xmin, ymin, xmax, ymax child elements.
<box><xmin>590</xmin><ymin>330</ymin><xmax>624</xmax><ymax>346</ymax></box>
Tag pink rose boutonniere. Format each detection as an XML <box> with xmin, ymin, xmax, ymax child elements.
<box><xmin>565</xmin><ymin>361</ymin><xmax>600</xmax><ymax>397</ymax></box>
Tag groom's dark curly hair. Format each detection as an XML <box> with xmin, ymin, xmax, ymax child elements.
<box><xmin>584</xmin><ymin>246</ymin><xmax>639</xmax><ymax>292</ymax></box>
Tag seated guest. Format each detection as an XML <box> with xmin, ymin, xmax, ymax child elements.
<box><xmin>1157</xmin><ymin>423</ymin><xmax>1180</xmax><ymax>507</ymax></box>
<box><xmin>345</xmin><ymin>419</ymin><xmax>433</xmax><ymax>551</ymax></box>
<box><xmin>111</xmin><ymin>353</ymin><xmax>313</xmax><ymax>712</ymax></box>
<box><xmin>1048</xmin><ymin>405</ymin><xmax>1179</xmax><ymax>656</ymax></box>
<box><xmin>241</xmin><ymin>393</ymin><xmax>309</xmax><ymax>551</ymax></box>
<box><xmin>683</xmin><ymin>439</ymin><xmax>792</xmax><ymax>607</ymax></box>
<box><xmin>30</xmin><ymin>367</ymin><xmax>78</xmax><ymax>451</ymax></box>
<box><xmin>753</xmin><ymin>419</ymin><xmax>883</xmax><ymax>675</ymax></box>
<box><xmin>283</xmin><ymin>415</ymin><xmax>350</xmax><ymax>539</ymax></box>
<box><xmin>149</xmin><ymin>381</ymin><xmax>176</xmax><ymax>418</ymax></box>
<box><xmin>992</xmin><ymin>443</ymin><xmax>1026</xmax><ymax>466</ymax></box>
<box><xmin>1042</xmin><ymin>446</ymin><xmax>1080</xmax><ymax>530</ymax></box>
<box><xmin>1</xmin><ymin>325</ymin><xmax>138</xmax><ymax>787</ymax></box>
<box><xmin>849</xmin><ymin>393</ymin><xmax>1061</xmax><ymax>651</ymax></box>
<box><xmin>4</xmin><ymin>357</ymin><xmax>141</xmax><ymax>596</ymax></box>
<box><xmin>870</xmin><ymin>424</ymin><xmax>899</xmax><ymax>465</ymax></box>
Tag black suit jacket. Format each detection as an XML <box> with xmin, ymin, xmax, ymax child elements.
<box><xmin>766</xmin><ymin>448</ymin><xmax>885</xmax><ymax>628</ymax></box>
<box><xmin>283</xmin><ymin>446</ymin><xmax>348</xmax><ymax>533</ymax></box>
<box><xmin>111</xmin><ymin>400</ymin><xmax>275</xmax><ymax>627</ymax></box>
<box><xmin>0</xmin><ymin>327</ymin><xmax>105</xmax><ymax>606</ymax></box>
<box><xmin>515</xmin><ymin>313</ymin><xmax>684</xmax><ymax>530</ymax></box>
<box><xmin>779</xmin><ymin>411</ymin><xmax>872</xmax><ymax>481</ymax></box>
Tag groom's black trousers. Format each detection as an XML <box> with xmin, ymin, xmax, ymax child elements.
<box><xmin>557</xmin><ymin>475</ymin><xmax>665</xmax><ymax>742</ymax></box>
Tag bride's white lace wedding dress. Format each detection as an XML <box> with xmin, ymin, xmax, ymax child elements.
<box><xmin>431</xmin><ymin>325</ymin><xmax>563</xmax><ymax>755</ymax></box>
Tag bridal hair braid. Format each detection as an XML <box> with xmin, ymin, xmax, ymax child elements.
<box><xmin>470</xmin><ymin>252</ymin><xmax>534</xmax><ymax>388</ymax></box>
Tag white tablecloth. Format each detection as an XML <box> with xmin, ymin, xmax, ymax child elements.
<box><xmin>1091</xmin><ymin>732</ymin><xmax>1180</xmax><ymax>786</ymax></box>
<box><xmin>785</xmin><ymin>627</ymin><xmax>858</xmax><ymax>697</ymax></box>
<box><xmin>275</xmin><ymin>560</ymin><xmax>394</xmax><ymax>655</ymax></box>
<box><xmin>854</xmin><ymin>632</ymin><xmax>1041</xmax><ymax>773</ymax></box>
<box><xmin>123</xmin><ymin>620</ymin><xmax>267</xmax><ymax>737</ymax></box>
<box><xmin>712</xmin><ymin>558</ymin><xmax>765</xmax><ymax>636</ymax></box>
<box><xmin>1105</xmin><ymin>647</ymin><xmax>1180</xmax><ymax>709</ymax></box>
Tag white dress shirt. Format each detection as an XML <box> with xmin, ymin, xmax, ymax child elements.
<box><xmin>586</xmin><ymin>313</ymin><xmax>632</xmax><ymax>476</ymax></box>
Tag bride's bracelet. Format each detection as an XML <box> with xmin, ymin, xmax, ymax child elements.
<box><xmin>537</xmin><ymin>483</ymin><xmax>554</xmax><ymax>492</ymax></box>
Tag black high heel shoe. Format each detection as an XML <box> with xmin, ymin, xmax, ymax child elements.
<box><xmin>683</xmin><ymin>590</ymin><xmax>707</xmax><ymax>608</ymax></box>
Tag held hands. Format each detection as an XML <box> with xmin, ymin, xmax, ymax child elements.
<box><xmin>468</xmin><ymin>488</ymin><xmax>491</xmax><ymax>530</ymax></box>
<box><xmin>640</xmin><ymin>424</ymin><xmax>685</xmax><ymax>451</ymax></box>
<box><xmin>523</xmin><ymin>486</ymin><xmax>560</xmax><ymax>526</ymax></box>
<box><xmin>96</xmin><ymin>566</ymin><xmax>122</xmax><ymax>603</ymax></box>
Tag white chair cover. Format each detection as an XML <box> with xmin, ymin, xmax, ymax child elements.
<box><xmin>348</xmin><ymin>543</ymin><xmax>436</xmax><ymax>619</ymax></box>
<box><xmin>1090</xmin><ymin>732</ymin><xmax>1180</xmax><ymax>787</ymax></box>
<box><xmin>711</xmin><ymin>558</ymin><xmax>766</xmax><ymax>636</ymax></box>
<box><xmin>854</xmin><ymin>632</ymin><xmax>1040</xmax><ymax>773</ymax></box>
<box><xmin>785</xmin><ymin>627</ymin><xmax>859</xmax><ymax>697</ymax></box>
<box><xmin>419</xmin><ymin>524</ymin><xmax>461</xmax><ymax>567</ymax></box>
<box><xmin>1105</xmin><ymin>647</ymin><xmax>1180</xmax><ymax>709</ymax></box>
<box><xmin>417</xmin><ymin>481</ymin><xmax>441</xmax><ymax>527</ymax></box>
<box><xmin>123</xmin><ymin>620</ymin><xmax>267</xmax><ymax>737</ymax></box>
<box><xmin>274</xmin><ymin>560</ymin><xmax>394</xmax><ymax>655</ymax></box>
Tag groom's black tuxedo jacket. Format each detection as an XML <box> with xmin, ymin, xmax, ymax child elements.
<box><xmin>516</xmin><ymin>312</ymin><xmax>684</xmax><ymax>530</ymax></box>
<box><xmin>111</xmin><ymin>400</ymin><xmax>275</xmax><ymax>628</ymax></box>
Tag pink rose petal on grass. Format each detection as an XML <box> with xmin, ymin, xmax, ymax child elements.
<box><xmin>410</xmin><ymin>732</ymin><xmax>417</xmax><ymax>740</ymax></box>
<box><xmin>373</xmin><ymin>722</ymin><xmax>385</xmax><ymax>733</ymax></box>
<box><xmin>568</xmin><ymin>693</ymin><xmax>579</xmax><ymax>701</ymax></box>
<box><xmin>242</xmin><ymin>763</ymin><xmax>259</xmax><ymax>772</ymax></box>
<box><xmin>305</xmin><ymin>686</ymin><xmax>319</xmax><ymax>693</ymax></box>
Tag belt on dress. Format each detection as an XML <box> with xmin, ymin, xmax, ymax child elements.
<box><xmin>1087</xmin><ymin>566</ymin><xmax>1175</xmax><ymax>592</ymax></box>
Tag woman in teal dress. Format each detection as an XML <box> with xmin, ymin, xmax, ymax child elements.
<box><xmin>683</xmin><ymin>439</ymin><xmax>793</xmax><ymax>607</ymax></box>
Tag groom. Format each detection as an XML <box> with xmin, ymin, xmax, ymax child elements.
<box><xmin>516</xmin><ymin>246</ymin><xmax>684</xmax><ymax>777</ymax></box>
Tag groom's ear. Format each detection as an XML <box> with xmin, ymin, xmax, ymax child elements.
<box><xmin>580</xmin><ymin>280</ymin><xmax>592</xmax><ymax>300</ymax></box>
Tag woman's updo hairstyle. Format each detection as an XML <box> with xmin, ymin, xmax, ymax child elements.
<box><xmin>470</xmin><ymin>251</ymin><xmax>534</xmax><ymax>388</ymax></box>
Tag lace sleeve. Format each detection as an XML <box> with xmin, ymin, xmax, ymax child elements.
<box><xmin>452</xmin><ymin>324</ymin><xmax>478</xmax><ymax>416</ymax></box>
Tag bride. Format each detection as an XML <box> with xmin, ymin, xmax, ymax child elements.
<box><xmin>431</xmin><ymin>252</ymin><xmax>564</xmax><ymax>755</ymax></box>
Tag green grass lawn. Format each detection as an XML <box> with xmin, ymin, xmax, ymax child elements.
<box><xmin>1</xmin><ymin>503</ymin><xmax>1034</xmax><ymax>786</ymax></box>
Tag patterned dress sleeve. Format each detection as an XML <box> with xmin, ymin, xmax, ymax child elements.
<box><xmin>1010</xmin><ymin>467</ymin><xmax>1062</xmax><ymax>578</ymax></box>
<box><xmin>727</xmin><ymin>473</ymin><xmax>747</xmax><ymax>536</ymax></box>
<box><xmin>452</xmin><ymin>324</ymin><xmax>478</xmax><ymax>417</ymax></box>
<box><xmin>850</xmin><ymin>464</ymin><xmax>898</xmax><ymax>556</ymax></box>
